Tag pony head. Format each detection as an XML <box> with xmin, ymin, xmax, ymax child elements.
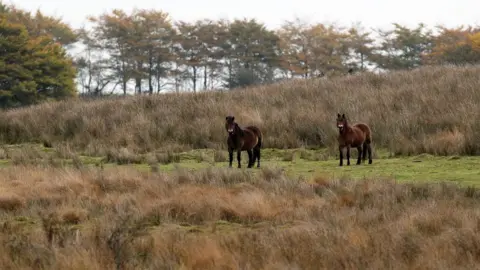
<box><xmin>225</xmin><ymin>116</ymin><xmax>236</xmax><ymax>134</ymax></box>
<box><xmin>336</xmin><ymin>113</ymin><xmax>347</xmax><ymax>132</ymax></box>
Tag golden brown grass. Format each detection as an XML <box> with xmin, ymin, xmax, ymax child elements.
<box><xmin>1</xmin><ymin>165</ymin><xmax>480</xmax><ymax>269</ymax></box>
<box><xmin>1</xmin><ymin>65</ymin><xmax>480</xmax><ymax>156</ymax></box>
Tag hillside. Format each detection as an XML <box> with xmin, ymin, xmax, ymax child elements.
<box><xmin>1</xmin><ymin>65</ymin><xmax>479</xmax><ymax>156</ymax></box>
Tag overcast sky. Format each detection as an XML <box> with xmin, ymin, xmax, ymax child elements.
<box><xmin>6</xmin><ymin>0</ymin><xmax>480</xmax><ymax>31</ymax></box>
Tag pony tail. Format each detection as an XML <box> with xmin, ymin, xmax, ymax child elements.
<box><xmin>257</xmin><ymin>132</ymin><xmax>262</xmax><ymax>148</ymax></box>
<box><xmin>365</xmin><ymin>127</ymin><xmax>372</xmax><ymax>144</ymax></box>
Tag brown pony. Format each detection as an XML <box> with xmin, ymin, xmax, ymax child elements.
<box><xmin>225</xmin><ymin>116</ymin><xmax>262</xmax><ymax>168</ymax></box>
<box><xmin>336</xmin><ymin>113</ymin><xmax>373</xmax><ymax>166</ymax></box>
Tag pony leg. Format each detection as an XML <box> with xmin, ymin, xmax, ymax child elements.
<box><xmin>251</xmin><ymin>148</ymin><xmax>258</xmax><ymax>168</ymax></box>
<box><xmin>228</xmin><ymin>148</ymin><xmax>234</xmax><ymax>168</ymax></box>
<box><xmin>247</xmin><ymin>149</ymin><xmax>253</xmax><ymax>168</ymax></box>
<box><xmin>254</xmin><ymin>147</ymin><xmax>261</xmax><ymax>168</ymax></box>
<box><xmin>339</xmin><ymin>146</ymin><xmax>344</xmax><ymax>166</ymax></box>
<box><xmin>362</xmin><ymin>142</ymin><xmax>367</xmax><ymax>161</ymax></box>
<box><xmin>356</xmin><ymin>146</ymin><xmax>362</xmax><ymax>165</ymax></box>
<box><xmin>237</xmin><ymin>150</ymin><xmax>242</xmax><ymax>168</ymax></box>
<box><xmin>367</xmin><ymin>143</ymin><xmax>373</xmax><ymax>164</ymax></box>
<box><xmin>346</xmin><ymin>145</ymin><xmax>351</xmax><ymax>166</ymax></box>
<box><xmin>250</xmin><ymin>148</ymin><xmax>257</xmax><ymax>167</ymax></box>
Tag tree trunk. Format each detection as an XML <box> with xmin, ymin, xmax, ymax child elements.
<box><xmin>360</xmin><ymin>53</ymin><xmax>365</xmax><ymax>70</ymax></box>
<box><xmin>203</xmin><ymin>66</ymin><xmax>207</xmax><ymax>90</ymax></box>
<box><xmin>135</xmin><ymin>78</ymin><xmax>142</xmax><ymax>94</ymax></box>
<box><xmin>148</xmin><ymin>54</ymin><xmax>153</xmax><ymax>95</ymax></box>
<box><xmin>192</xmin><ymin>66</ymin><xmax>197</xmax><ymax>93</ymax></box>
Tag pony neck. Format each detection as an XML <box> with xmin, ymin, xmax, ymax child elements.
<box><xmin>229</xmin><ymin>123</ymin><xmax>244</xmax><ymax>137</ymax></box>
<box><xmin>339</xmin><ymin>121</ymin><xmax>351</xmax><ymax>135</ymax></box>
<box><xmin>235</xmin><ymin>124</ymin><xmax>244</xmax><ymax>136</ymax></box>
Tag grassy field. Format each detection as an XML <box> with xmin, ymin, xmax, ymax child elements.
<box><xmin>1</xmin><ymin>157</ymin><xmax>480</xmax><ymax>269</ymax></box>
<box><xmin>2</xmin><ymin>65</ymin><xmax>480</xmax><ymax>268</ymax></box>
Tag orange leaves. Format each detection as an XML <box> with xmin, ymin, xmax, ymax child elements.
<box><xmin>89</xmin><ymin>8</ymin><xmax>175</xmax><ymax>55</ymax></box>
<box><xmin>426</xmin><ymin>26</ymin><xmax>480</xmax><ymax>64</ymax></box>
<box><xmin>277</xmin><ymin>18</ymin><xmax>357</xmax><ymax>77</ymax></box>
<box><xmin>2</xmin><ymin>4</ymin><xmax>77</xmax><ymax>45</ymax></box>
<box><xmin>468</xmin><ymin>32</ymin><xmax>480</xmax><ymax>51</ymax></box>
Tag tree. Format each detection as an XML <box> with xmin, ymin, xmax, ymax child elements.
<box><xmin>129</xmin><ymin>9</ymin><xmax>175</xmax><ymax>94</ymax></box>
<box><xmin>425</xmin><ymin>26</ymin><xmax>480</xmax><ymax>65</ymax></box>
<box><xmin>76</xmin><ymin>28</ymin><xmax>116</xmax><ymax>95</ymax></box>
<box><xmin>86</xmin><ymin>8</ymin><xmax>175</xmax><ymax>95</ymax></box>
<box><xmin>174</xmin><ymin>21</ymin><xmax>205</xmax><ymax>92</ymax></box>
<box><xmin>345</xmin><ymin>23</ymin><xmax>375</xmax><ymax>71</ymax></box>
<box><xmin>370</xmin><ymin>23</ymin><xmax>433</xmax><ymax>70</ymax></box>
<box><xmin>277</xmin><ymin>18</ymin><xmax>311</xmax><ymax>78</ymax></box>
<box><xmin>172</xmin><ymin>19</ymin><xmax>229</xmax><ymax>92</ymax></box>
<box><xmin>471</xmin><ymin>32</ymin><xmax>480</xmax><ymax>51</ymax></box>
<box><xmin>197</xmin><ymin>19</ymin><xmax>228</xmax><ymax>90</ymax></box>
<box><xmin>0</xmin><ymin>15</ymin><xmax>76</xmax><ymax>108</ymax></box>
<box><xmin>223</xmin><ymin>18</ymin><xmax>281</xmax><ymax>89</ymax></box>
<box><xmin>277</xmin><ymin>19</ymin><xmax>351</xmax><ymax>78</ymax></box>
<box><xmin>305</xmin><ymin>23</ymin><xmax>350</xmax><ymax>77</ymax></box>
<box><xmin>0</xmin><ymin>2</ymin><xmax>77</xmax><ymax>46</ymax></box>
<box><xmin>87</xmin><ymin>10</ymin><xmax>135</xmax><ymax>95</ymax></box>
<box><xmin>144</xmin><ymin>11</ymin><xmax>176</xmax><ymax>94</ymax></box>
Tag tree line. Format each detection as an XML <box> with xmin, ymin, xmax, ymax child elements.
<box><xmin>1</xmin><ymin>1</ymin><xmax>480</xmax><ymax>106</ymax></box>
<box><xmin>75</xmin><ymin>9</ymin><xmax>480</xmax><ymax>95</ymax></box>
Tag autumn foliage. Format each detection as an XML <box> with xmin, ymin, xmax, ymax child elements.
<box><xmin>74</xmin><ymin>8</ymin><xmax>480</xmax><ymax>96</ymax></box>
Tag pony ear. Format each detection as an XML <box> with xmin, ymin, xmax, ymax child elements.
<box><xmin>226</xmin><ymin>116</ymin><xmax>229</xmax><ymax>120</ymax></box>
<box><xmin>337</xmin><ymin>113</ymin><xmax>341</xmax><ymax>117</ymax></box>
<box><xmin>342</xmin><ymin>114</ymin><xmax>345</xmax><ymax>118</ymax></box>
<box><xmin>232</xmin><ymin>117</ymin><xmax>235</xmax><ymax>121</ymax></box>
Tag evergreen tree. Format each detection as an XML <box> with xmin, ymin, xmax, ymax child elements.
<box><xmin>0</xmin><ymin>14</ymin><xmax>76</xmax><ymax>108</ymax></box>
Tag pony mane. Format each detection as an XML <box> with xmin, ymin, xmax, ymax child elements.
<box><xmin>234</xmin><ymin>123</ymin><xmax>244</xmax><ymax>136</ymax></box>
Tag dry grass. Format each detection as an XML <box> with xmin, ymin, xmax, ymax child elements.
<box><xmin>0</xmin><ymin>165</ymin><xmax>480</xmax><ymax>269</ymax></box>
<box><xmin>0</xmin><ymin>65</ymin><xmax>480</xmax><ymax>156</ymax></box>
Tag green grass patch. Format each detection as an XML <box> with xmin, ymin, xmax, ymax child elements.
<box><xmin>1</xmin><ymin>143</ymin><xmax>479</xmax><ymax>185</ymax></box>
<box><xmin>150</xmin><ymin>155</ymin><xmax>480</xmax><ymax>186</ymax></box>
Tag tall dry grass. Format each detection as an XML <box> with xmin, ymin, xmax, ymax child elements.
<box><xmin>1</xmin><ymin>65</ymin><xmax>480</xmax><ymax>155</ymax></box>
<box><xmin>1</xmin><ymin>165</ymin><xmax>480</xmax><ymax>269</ymax></box>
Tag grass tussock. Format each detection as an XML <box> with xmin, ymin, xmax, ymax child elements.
<box><xmin>0</xmin><ymin>65</ymin><xmax>480</xmax><ymax>156</ymax></box>
<box><xmin>0</xmin><ymin>165</ymin><xmax>480</xmax><ymax>268</ymax></box>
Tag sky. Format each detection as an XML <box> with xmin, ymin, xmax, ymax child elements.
<box><xmin>5</xmin><ymin>0</ymin><xmax>480</xmax><ymax>32</ymax></box>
